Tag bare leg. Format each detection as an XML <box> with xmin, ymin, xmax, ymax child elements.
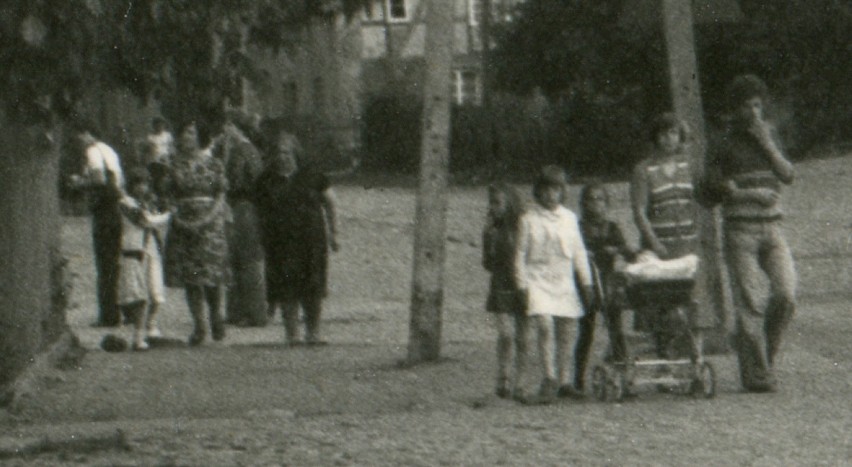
<box><xmin>281</xmin><ymin>299</ymin><xmax>302</xmax><ymax>345</ymax></box>
<box><xmin>555</xmin><ymin>317</ymin><xmax>575</xmax><ymax>387</ymax></box>
<box><xmin>494</xmin><ymin>313</ymin><xmax>513</xmax><ymax>397</ymax></box>
<box><xmin>186</xmin><ymin>286</ymin><xmax>206</xmax><ymax>346</ymax></box>
<box><xmin>145</xmin><ymin>301</ymin><xmax>162</xmax><ymax>337</ymax></box>
<box><xmin>535</xmin><ymin>315</ymin><xmax>558</xmax><ymax>401</ymax></box>
<box><xmin>205</xmin><ymin>285</ymin><xmax>225</xmax><ymax>341</ymax></box>
<box><xmin>303</xmin><ymin>295</ymin><xmax>325</xmax><ymax>345</ymax></box>
<box><xmin>512</xmin><ymin>313</ymin><xmax>530</xmax><ymax>397</ymax></box>
<box><xmin>124</xmin><ymin>301</ymin><xmax>148</xmax><ymax>350</ymax></box>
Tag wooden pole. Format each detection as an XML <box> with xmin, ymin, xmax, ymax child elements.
<box><xmin>660</xmin><ymin>0</ymin><xmax>732</xmax><ymax>345</ymax></box>
<box><xmin>408</xmin><ymin>0</ymin><xmax>455</xmax><ymax>363</ymax></box>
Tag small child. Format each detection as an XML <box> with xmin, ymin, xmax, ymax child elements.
<box><xmin>515</xmin><ymin>166</ymin><xmax>594</xmax><ymax>403</ymax></box>
<box><xmin>482</xmin><ymin>183</ymin><xmax>528</xmax><ymax>400</ymax></box>
<box><xmin>575</xmin><ymin>183</ymin><xmax>634</xmax><ymax>386</ymax></box>
<box><xmin>117</xmin><ymin>168</ymin><xmax>171</xmax><ymax>351</ymax></box>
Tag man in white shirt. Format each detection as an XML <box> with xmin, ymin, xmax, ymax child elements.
<box><xmin>70</xmin><ymin>127</ymin><xmax>125</xmax><ymax>327</ymax></box>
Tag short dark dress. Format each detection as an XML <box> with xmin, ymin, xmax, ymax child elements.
<box><xmin>254</xmin><ymin>167</ymin><xmax>330</xmax><ymax>302</ymax></box>
<box><xmin>483</xmin><ymin>220</ymin><xmax>523</xmax><ymax>314</ymax></box>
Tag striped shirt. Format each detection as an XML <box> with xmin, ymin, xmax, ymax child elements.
<box><xmin>708</xmin><ymin>126</ymin><xmax>790</xmax><ymax>221</ymax></box>
<box><xmin>644</xmin><ymin>160</ymin><xmax>697</xmax><ymax>246</ymax></box>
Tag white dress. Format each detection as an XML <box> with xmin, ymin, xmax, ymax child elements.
<box><xmin>515</xmin><ymin>205</ymin><xmax>592</xmax><ymax>318</ymax></box>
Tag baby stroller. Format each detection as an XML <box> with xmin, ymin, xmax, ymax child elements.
<box><xmin>591</xmin><ymin>253</ymin><xmax>716</xmax><ymax>402</ymax></box>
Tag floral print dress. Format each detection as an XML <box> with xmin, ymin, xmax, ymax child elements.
<box><xmin>165</xmin><ymin>153</ymin><xmax>230</xmax><ymax>287</ymax></box>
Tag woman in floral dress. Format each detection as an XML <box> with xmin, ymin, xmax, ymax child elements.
<box><xmin>165</xmin><ymin>122</ymin><xmax>230</xmax><ymax>346</ymax></box>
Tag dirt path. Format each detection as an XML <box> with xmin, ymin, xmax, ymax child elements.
<box><xmin>1</xmin><ymin>297</ymin><xmax>849</xmax><ymax>465</ymax></box>
<box><xmin>3</xmin><ymin>155</ymin><xmax>851</xmax><ymax>465</ymax></box>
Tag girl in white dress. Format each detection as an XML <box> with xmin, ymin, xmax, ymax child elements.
<box><xmin>515</xmin><ymin>166</ymin><xmax>594</xmax><ymax>402</ymax></box>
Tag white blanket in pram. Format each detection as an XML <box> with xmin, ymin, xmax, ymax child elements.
<box><xmin>621</xmin><ymin>251</ymin><xmax>699</xmax><ymax>283</ymax></box>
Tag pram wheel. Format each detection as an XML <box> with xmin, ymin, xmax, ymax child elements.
<box><xmin>689</xmin><ymin>362</ymin><xmax>716</xmax><ymax>399</ymax></box>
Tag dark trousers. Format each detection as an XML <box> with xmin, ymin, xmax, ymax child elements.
<box><xmin>574</xmin><ymin>301</ymin><xmax>627</xmax><ymax>389</ymax></box>
<box><xmin>92</xmin><ymin>215</ymin><xmax>121</xmax><ymax>326</ymax></box>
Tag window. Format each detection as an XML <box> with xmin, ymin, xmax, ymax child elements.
<box><xmin>387</xmin><ymin>0</ymin><xmax>409</xmax><ymax>22</ymax></box>
<box><xmin>469</xmin><ymin>0</ymin><xmax>484</xmax><ymax>26</ymax></box>
<box><xmin>362</xmin><ymin>1</ymin><xmax>380</xmax><ymax>21</ymax></box>
<box><xmin>452</xmin><ymin>70</ymin><xmax>482</xmax><ymax>106</ymax></box>
<box><xmin>362</xmin><ymin>0</ymin><xmax>409</xmax><ymax>23</ymax></box>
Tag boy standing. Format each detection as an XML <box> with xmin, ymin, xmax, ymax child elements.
<box><xmin>707</xmin><ymin>74</ymin><xmax>797</xmax><ymax>393</ymax></box>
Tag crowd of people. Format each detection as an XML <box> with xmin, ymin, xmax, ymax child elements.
<box><xmin>70</xmin><ymin>75</ymin><xmax>797</xmax><ymax>401</ymax></box>
<box><xmin>71</xmin><ymin>111</ymin><xmax>339</xmax><ymax>351</ymax></box>
<box><xmin>481</xmin><ymin>74</ymin><xmax>797</xmax><ymax>403</ymax></box>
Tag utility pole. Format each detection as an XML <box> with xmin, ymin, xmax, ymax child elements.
<box><xmin>408</xmin><ymin>0</ymin><xmax>455</xmax><ymax>363</ymax></box>
<box><xmin>660</xmin><ymin>0</ymin><xmax>732</xmax><ymax>343</ymax></box>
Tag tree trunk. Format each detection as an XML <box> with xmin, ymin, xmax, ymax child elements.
<box><xmin>660</xmin><ymin>0</ymin><xmax>732</xmax><ymax>347</ymax></box>
<box><xmin>0</xmin><ymin>123</ymin><xmax>64</xmax><ymax>386</ymax></box>
<box><xmin>408</xmin><ymin>0</ymin><xmax>455</xmax><ymax>363</ymax></box>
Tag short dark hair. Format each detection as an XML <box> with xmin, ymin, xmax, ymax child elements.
<box><xmin>648</xmin><ymin>112</ymin><xmax>689</xmax><ymax>144</ymax></box>
<box><xmin>126</xmin><ymin>167</ymin><xmax>150</xmax><ymax>188</ymax></box>
<box><xmin>532</xmin><ymin>165</ymin><xmax>567</xmax><ymax>204</ymax></box>
<box><xmin>727</xmin><ymin>74</ymin><xmax>768</xmax><ymax>108</ymax></box>
<box><xmin>580</xmin><ymin>181</ymin><xmax>608</xmax><ymax>204</ymax></box>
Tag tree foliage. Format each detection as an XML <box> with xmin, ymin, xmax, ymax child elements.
<box><xmin>491</xmin><ymin>0</ymin><xmax>852</xmax><ymax>162</ymax></box>
<box><xmin>0</xmin><ymin>0</ymin><xmax>367</xmax><ymax>128</ymax></box>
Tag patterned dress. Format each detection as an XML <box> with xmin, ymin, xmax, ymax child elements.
<box><xmin>165</xmin><ymin>153</ymin><xmax>230</xmax><ymax>287</ymax></box>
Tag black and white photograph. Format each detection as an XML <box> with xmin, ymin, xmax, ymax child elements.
<box><xmin>0</xmin><ymin>0</ymin><xmax>849</xmax><ymax>464</ymax></box>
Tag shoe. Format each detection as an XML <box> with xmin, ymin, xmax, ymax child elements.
<box><xmin>188</xmin><ymin>330</ymin><xmax>206</xmax><ymax>347</ymax></box>
<box><xmin>146</xmin><ymin>327</ymin><xmax>163</xmax><ymax>339</ymax></box>
<box><xmin>536</xmin><ymin>378</ymin><xmax>558</xmax><ymax>404</ymax></box>
<box><xmin>305</xmin><ymin>334</ymin><xmax>328</xmax><ymax>347</ymax></box>
<box><xmin>511</xmin><ymin>388</ymin><xmax>529</xmax><ymax>404</ymax></box>
<box><xmin>132</xmin><ymin>340</ymin><xmax>149</xmax><ymax>351</ymax></box>
<box><xmin>558</xmin><ymin>384</ymin><xmax>587</xmax><ymax>400</ymax></box>
<box><xmin>495</xmin><ymin>377</ymin><xmax>511</xmax><ymax>399</ymax></box>
<box><xmin>211</xmin><ymin>323</ymin><xmax>226</xmax><ymax>342</ymax></box>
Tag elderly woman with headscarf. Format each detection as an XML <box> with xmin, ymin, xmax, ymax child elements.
<box><xmin>164</xmin><ymin>121</ymin><xmax>230</xmax><ymax>346</ymax></box>
<box><xmin>254</xmin><ymin>131</ymin><xmax>339</xmax><ymax>346</ymax></box>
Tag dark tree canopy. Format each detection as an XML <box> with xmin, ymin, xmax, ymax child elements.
<box><xmin>491</xmin><ymin>0</ymin><xmax>852</xmax><ymax>158</ymax></box>
<box><xmin>0</xmin><ymin>0</ymin><xmax>368</xmax><ymax>128</ymax></box>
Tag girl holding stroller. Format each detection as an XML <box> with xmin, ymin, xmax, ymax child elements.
<box><xmin>574</xmin><ymin>182</ymin><xmax>634</xmax><ymax>392</ymax></box>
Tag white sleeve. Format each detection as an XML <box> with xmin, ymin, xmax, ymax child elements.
<box><xmin>514</xmin><ymin>214</ymin><xmax>531</xmax><ymax>290</ymax></box>
<box><xmin>571</xmin><ymin>216</ymin><xmax>593</xmax><ymax>287</ymax></box>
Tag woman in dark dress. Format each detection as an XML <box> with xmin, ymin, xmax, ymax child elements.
<box><xmin>165</xmin><ymin>122</ymin><xmax>230</xmax><ymax>346</ymax></box>
<box><xmin>254</xmin><ymin>132</ymin><xmax>338</xmax><ymax>346</ymax></box>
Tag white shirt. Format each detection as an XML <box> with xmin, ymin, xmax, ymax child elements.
<box><xmin>85</xmin><ymin>141</ymin><xmax>124</xmax><ymax>188</ymax></box>
<box><xmin>146</xmin><ymin>131</ymin><xmax>174</xmax><ymax>164</ymax></box>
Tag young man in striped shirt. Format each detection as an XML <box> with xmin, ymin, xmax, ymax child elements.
<box><xmin>708</xmin><ymin>74</ymin><xmax>796</xmax><ymax>393</ymax></box>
